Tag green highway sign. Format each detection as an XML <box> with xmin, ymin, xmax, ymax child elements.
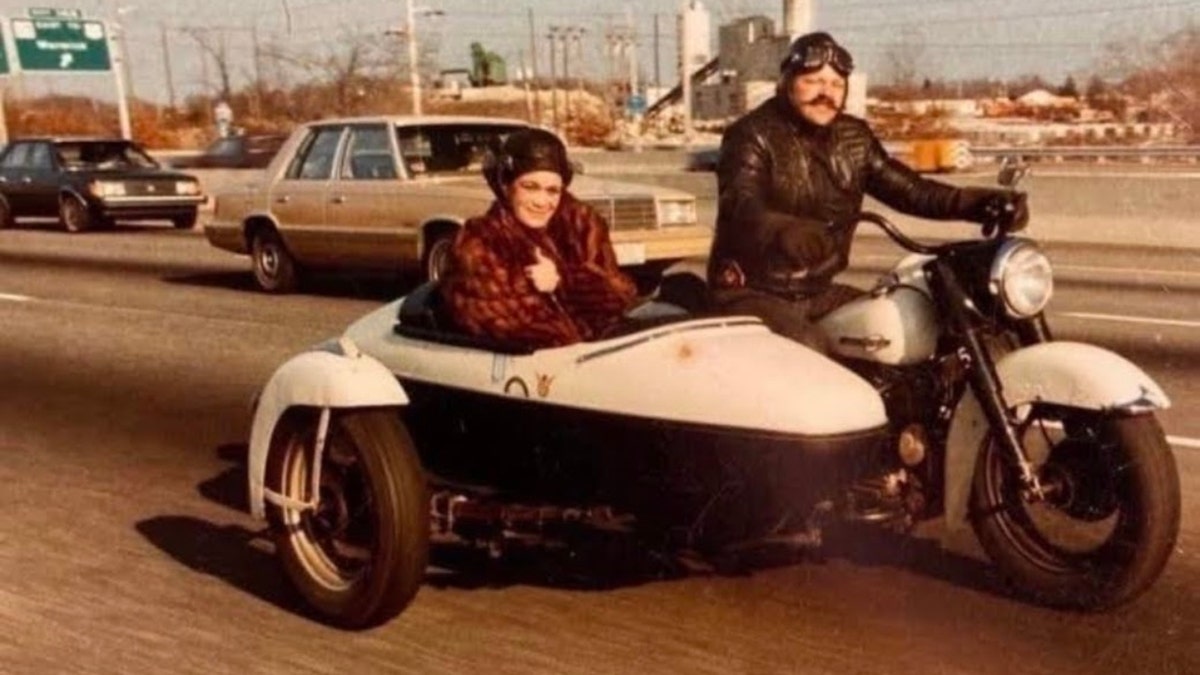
<box><xmin>0</xmin><ymin>29</ymin><xmax>9</xmax><ymax>75</ymax></box>
<box><xmin>11</xmin><ymin>18</ymin><xmax>111</xmax><ymax>71</ymax></box>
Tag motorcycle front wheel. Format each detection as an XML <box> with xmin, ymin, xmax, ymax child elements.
<box><xmin>267</xmin><ymin>408</ymin><xmax>429</xmax><ymax>628</ymax></box>
<box><xmin>970</xmin><ymin>409</ymin><xmax>1179</xmax><ymax>610</ymax></box>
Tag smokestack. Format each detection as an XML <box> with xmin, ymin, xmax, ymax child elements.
<box><xmin>782</xmin><ymin>0</ymin><xmax>812</xmax><ymax>41</ymax></box>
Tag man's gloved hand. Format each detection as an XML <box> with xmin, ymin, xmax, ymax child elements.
<box><xmin>776</xmin><ymin>223</ymin><xmax>834</xmax><ymax>265</ymax></box>
<box><xmin>957</xmin><ymin>187</ymin><xmax>1030</xmax><ymax>235</ymax></box>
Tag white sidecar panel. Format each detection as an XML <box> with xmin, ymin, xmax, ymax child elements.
<box><xmin>347</xmin><ymin>307</ymin><xmax>887</xmax><ymax>437</ymax></box>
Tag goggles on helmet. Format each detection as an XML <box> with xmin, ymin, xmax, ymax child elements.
<box><xmin>781</xmin><ymin>41</ymin><xmax>854</xmax><ymax>78</ymax></box>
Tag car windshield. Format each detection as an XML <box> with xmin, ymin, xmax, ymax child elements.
<box><xmin>57</xmin><ymin>141</ymin><xmax>159</xmax><ymax>170</ymax></box>
<box><xmin>395</xmin><ymin>123</ymin><xmax>527</xmax><ymax>176</ymax></box>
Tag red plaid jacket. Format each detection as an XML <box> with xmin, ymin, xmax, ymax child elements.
<box><xmin>440</xmin><ymin>193</ymin><xmax>638</xmax><ymax>349</ymax></box>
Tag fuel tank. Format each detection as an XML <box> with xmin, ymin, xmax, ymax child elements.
<box><xmin>819</xmin><ymin>285</ymin><xmax>938</xmax><ymax>366</ymax></box>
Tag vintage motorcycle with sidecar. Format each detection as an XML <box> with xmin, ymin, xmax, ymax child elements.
<box><xmin>244</xmin><ymin>166</ymin><xmax>1179</xmax><ymax>628</ymax></box>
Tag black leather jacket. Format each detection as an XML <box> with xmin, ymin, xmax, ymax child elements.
<box><xmin>710</xmin><ymin>96</ymin><xmax>967</xmax><ymax>295</ymax></box>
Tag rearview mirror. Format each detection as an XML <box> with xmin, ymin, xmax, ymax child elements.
<box><xmin>997</xmin><ymin>155</ymin><xmax>1029</xmax><ymax>188</ymax></box>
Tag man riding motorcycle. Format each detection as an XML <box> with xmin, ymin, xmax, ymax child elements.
<box><xmin>708</xmin><ymin>31</ymin><xmax>1030</xmax><ymax>353</ymax></box>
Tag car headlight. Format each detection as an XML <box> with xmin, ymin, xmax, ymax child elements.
<box><xmin>175</xmin><ymin>181</ymin><xmax>201</xmax><ymax>196</ymax></box>
<box><xmin>659</xmin><ymin>199</ymin><xmax>696</xmax><ymax>225</ymax></box>
<box><xmin>89</xmin><ymin>181</ymin><xmax>126</xmax><ymax>197</ymax></box>
<box><xmin>989</xmin><ymin>239</ymin><xmax>1053</xmax><ymax>319</ymax></box>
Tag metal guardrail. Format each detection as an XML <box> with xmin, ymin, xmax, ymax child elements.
<box><xmin>969</xmin><ymin>145</ymin><xmax>1200</xmax><ymax>162</ymax></box>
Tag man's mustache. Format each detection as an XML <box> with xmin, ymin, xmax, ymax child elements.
<box><xmin>802</xmin><ymin>95</ymin><xmax>839</xmax><ymax>108</ymax></box>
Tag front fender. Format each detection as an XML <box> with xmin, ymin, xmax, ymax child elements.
<box><xmin>943</xmin><ymin>341</ymin><xmax>1169</xmax><ymax>533</ymax></box>
<box><xmin>247</xmin><ymin>342</ymin><xmax>408</xmax><ymax>519</ymax></box>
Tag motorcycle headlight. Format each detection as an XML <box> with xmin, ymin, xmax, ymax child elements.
<box><xmin>989</xmin><ymin>239</ymin><xmax>1053</xmax><ymax>319</ymax></box>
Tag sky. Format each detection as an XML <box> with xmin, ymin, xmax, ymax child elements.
<box><xmin>0</xmin><ymin>0</ymin><xmax>1197</xmax><ymax>104</ymax></box>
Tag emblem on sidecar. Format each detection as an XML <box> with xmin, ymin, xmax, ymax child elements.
<box><xmin>536</xmin><ymin>373</ymin><xmax>555</xmax><ymax>398</ymax></box>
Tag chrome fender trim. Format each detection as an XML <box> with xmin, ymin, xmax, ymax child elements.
<box><xmin>942</xmin><ymin>341</ymin><xmax>1169</xmax><ymax>533</ymax></box>
<box><xmin>247</xmin><ymin>343</ymin><xmax>407</xmax><ymax>519</ymax></box>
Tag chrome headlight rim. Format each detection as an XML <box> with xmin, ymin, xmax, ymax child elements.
<box><xmin>988</xmin><ymin>238</ymin><xmax>1054</xmax><ymax>319</ymax></box>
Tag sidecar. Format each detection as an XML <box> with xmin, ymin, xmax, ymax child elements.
<box><xmin>246</xmin><ymin>284</ymin><xmax>890</xmax><ymax>628</ymax></box>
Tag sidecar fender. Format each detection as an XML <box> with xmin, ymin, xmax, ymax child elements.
<box><xmin>246</xmin><ymin>342</ymin><xmax>408</xmax><ymax>519</ymax></box>
<box><xmin>943</xmin><ymin>341</ymin><xmax>1169</xmax><ymax>533</ymax></box>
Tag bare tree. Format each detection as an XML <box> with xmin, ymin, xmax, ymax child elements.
<box><xmin>882</xmin><ymin>29</ymin><xmax>926</xmax><ymax>99</ymax></box>
<box><xmin>1099</xmin><ymin>24</ymin><xmax>1199</xmax><ymax>137</ymax></box>
<box><xmin>183</xmin><ymin>27</ymin><xmax>235</xmax><ymax>101</ymax></box>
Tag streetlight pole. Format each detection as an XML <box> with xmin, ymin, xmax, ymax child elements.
<box><xmin>405</xmin><ymin>0</ymin><xmax>422</xmax><ymax>116</ymax></box>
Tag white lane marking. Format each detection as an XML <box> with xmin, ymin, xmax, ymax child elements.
<box><xmin>1169</xmin><ymin>436</ymin><xmax>1200</xmax><ymax>451</ymax></box>
<box><xmin>0</xmin><ymin>292</ymin><xmax>33</xmax><ymax>302</ymax></box>
<box><xmin>1057</xmin><ymin>264</ymin><xmax>1200</xmax><ymax>279</ymax></box>
<box><xmin>1060</xmin><ymin>311</ymin><xmax>1200</xmax><ymax>329</ymax></box>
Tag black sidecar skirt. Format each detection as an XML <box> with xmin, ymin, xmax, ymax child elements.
<box><xmin>400</xmin><ymin>380</ymin><xmax>889</xmax><ymax>549</ymax></box>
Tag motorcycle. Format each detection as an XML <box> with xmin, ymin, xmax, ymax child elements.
<box><xmin>243</xmin><ymin>163</ymin><xmax>1179</xmax><ymax>628</ymax></box>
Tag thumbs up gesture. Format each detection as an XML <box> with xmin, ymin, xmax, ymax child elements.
<box><xmin>526</xmin><ymin>247</ymin><xmax>561</xmax><ymax>293</ymax></box>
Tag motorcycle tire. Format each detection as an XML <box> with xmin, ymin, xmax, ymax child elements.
<box><xmin>267</xmin><ymin>408</ymin><xmax>429</xmax><ymax>628</ymax></box>
<box><xmin>970</xmin><ymin>410</ymin><xmax>1180</xmax><ymax>611</ymax></box>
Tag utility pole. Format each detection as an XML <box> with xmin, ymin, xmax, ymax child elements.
<box><xmin>160</xmin><ymin>23</ymin><xmax>176</xmax><ymax>111</ymax></box>
<box><xmin>405</xmin><ymin>0</ymin><xmax>422</xmax><ymax>116</ymax></box>
<box><xmin>547</xmin><ymin>26</ymin><xmax>560</xmax><ymax>130</ymax></box>
<box><xmin>653</xmin><ymin>13</ymin><xmax>661</xmax><ymax>90</ymax></box>
<box><xmin>527</xmin><ymin>8</ymin><xmax>540</xmax><ymax>120</ymax></box>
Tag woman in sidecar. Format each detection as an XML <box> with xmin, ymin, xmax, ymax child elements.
<box><xmin>438</xmin><ymin>127</ymin><xmax>639</xmax><ymax>350</ymax></box>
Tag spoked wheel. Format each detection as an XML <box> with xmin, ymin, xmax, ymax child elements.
<box><xmin>970</xmin><ymin>408</ymin><xmax>1180</xmax><ymax>610</ymax></box>
<box><xmin>268</xmin><ymin>409</ymin><xmax>429</xmax><ymax>629</ymax></box>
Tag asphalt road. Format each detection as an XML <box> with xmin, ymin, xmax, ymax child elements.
<box><xmin>1</xmin><ymin>181</ymin><xmax>1199</xmax><ymax>673</ymax></box>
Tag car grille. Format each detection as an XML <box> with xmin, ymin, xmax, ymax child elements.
<box><xmin>583</xmin><ymin>196</ymin><xmax>657</xmax><ymax>231</ymax></box>
<box><xmin>124</xmin><ymin>179</ymin><xmax>184</xmax><ymax>196</ymax></box>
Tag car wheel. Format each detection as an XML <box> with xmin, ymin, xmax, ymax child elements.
<box><xmin>172</xmin><ymin>211</ymin><xmax>198</xmax><ymax>230</ymax></box>
<box><xmin>59</xmin><ymin>195</ymin><xmax>93</xmax><ymax>233</ymax></box>
<box><xmin>422</xmin><ymin>229</ymin><xmax>457</xmax><ymax>283</ymax></box>
<box><xmin>251</xmin><ymin>228</ymin><xmax>299</xmax><ymax>293</ymax></box>
<box><xmin>0</xmin><ymin>196</ymin><xmax>13</xmax><ymax>229</ymax></box>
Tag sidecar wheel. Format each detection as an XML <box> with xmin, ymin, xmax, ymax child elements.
<box><xmin>267</xmin><ymin>409</ymin><xmax>429</xmax><ymax>628</ymax></box>
<box><xmin>970</xmin><ymin>411</ymin><xmax>1179</xmax><ymax>610</ymax></box>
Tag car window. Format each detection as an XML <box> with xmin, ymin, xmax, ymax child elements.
<box><xmin>0</xmin><ymin>143</ymin><xmax>32</xmax><ymax>169</ymax></box>
<box><xmin>207</xmin><ymin>138</ymin><xmax>240</xmax><ymax>157</ymax></box>
<box><xmin>57</xmin><ymin>141</ymin><xmax>158</xmax><ymax>170</ymax></box>
<box><xmin>394</xmin><ymin>123</ymin><xmax>526</xmax><ymax>176</ymax></box>
<box><xmin>340</xmin><ymin>125</ymin><xmax>397</xmax><ymax>181</ymax></box>
<box><xmin>286</xmin><ymin>127</ymin><xmax>344</xmax><ymax>180</ymax></box>
<box><xmin>27</xmin><ymin>143</ymin><xmax>56</xmax><ymax>169</ymax></box>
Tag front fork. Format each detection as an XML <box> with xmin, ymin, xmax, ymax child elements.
<box><xmin>934</xmin><ymin>260</ymin><xmax>1049</xmax><ymax>500</ymax></box>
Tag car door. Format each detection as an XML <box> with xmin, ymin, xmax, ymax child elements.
<box><xmin>267</xmin><ymin>125</ymin><xmax>345</xmax><ymax>264</ymax></box>
<box><xmin>0</xmin><ymin>143</ymin><xmax>34</xmax><ymax>215</ymax></box>
<box><xmin>322</xmin><ymin>123</ymin><xmax>412</xmax><ymax>268</ymax></box>
<box><xmin>23</xmin><ymin>142</ymin><xmax>63</xmax><ymax>216</ymax></box>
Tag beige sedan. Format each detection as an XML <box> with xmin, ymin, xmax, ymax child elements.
<box><xmin>204</xmin><ymin>115</ymin><xmax>712</xmax><ymax>293</ymax></box>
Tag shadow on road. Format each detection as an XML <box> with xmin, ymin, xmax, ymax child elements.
<box><xmin>161</xmin><ymin>269</ymin><xmax>417</xmax><ymax>301</ymax></box>
<box><xmin>167</xmin><ymin>442</ymin><xmax>1013</xmax><ymax>615</ymax></box>
<box><xmin>135</xmin><ymin>515</ymin><xmax>308</xmax><ymax>617</ymax></box>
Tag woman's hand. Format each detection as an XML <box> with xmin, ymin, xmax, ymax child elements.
<box><xmin>526</xmin><ymin>247</ymin><xmax>561</xmax><ymax>293</ymax></box>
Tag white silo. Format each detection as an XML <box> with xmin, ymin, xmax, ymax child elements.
<box><xmin>783</xmin><ymin>0</ymin><xmax>813</xmax><ymax>40</ymax></box>
<box><xmin>678</xmin><ymin>0</ymin><xmax>712</xmax><ymax>79</ymax></box>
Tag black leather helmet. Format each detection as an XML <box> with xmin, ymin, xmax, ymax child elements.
<box><xmin>779</xmin><ymin>31</ymin><xmax>854</xmax><ymax>79</ymax></box>
<box><xmin>484</xmin><ymin>128</ymin><xmax>573</xmax><ymax>201</ymax></box>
